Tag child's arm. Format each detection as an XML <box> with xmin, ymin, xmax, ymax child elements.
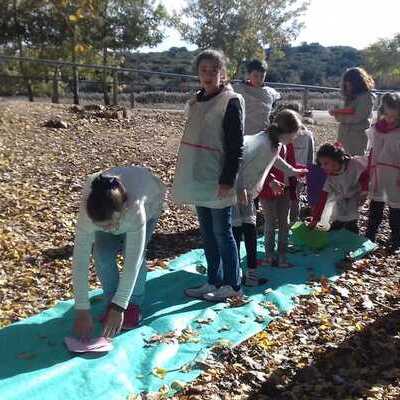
<box><xmin>274</xmin><ymin>155</ymin><xmax>298</xmax><ymax>175</ymax></box>
<box><xmin>72</xmin><ymin>180</ymin><xmax>97</xmax><ymax>311</ymax></box>
<box><xmin>274</xmin><ymin>155</ymin><xmax>307</xmax><ymax>177</ymax></box>
<box><xmin>72</xmin><ymin>227</ymin><xmax>95</xmax><ymax>310</ymax></box>
<box><xmin>333</xmin><ymin>93</ymin><xmax>374</xmax><ymax>125</ymax></box>
<box><xmin>331</xmin><ymin>108</ymin><xmax>355</xmax><ymax>115</ymax></box>
<box><xmin>219</xmin><ymin>98</ymin><xmax>244</xmax><ymax>189</ymax></box>
<box><xmin>71</xmin><ymin>178</ymin><xmax>98</xmax><ymax>339</ymax></box>
<box><xmin>310</xmin><ymin>190</ymin><xmax>329</xmax><ymax>227</ymax></box>
<box><xmin>286</xmin><ymin>143</ymin><xmax>298</xmax><ymax>200</ymax></box>
<box><xmin>112</xmin><ymin>205</ymin><xmax>147</xmax><ymax>310</ymax></box>
<box><xmin>307</xmin><ymin>133</ymin><xmax>315</xmax><ymax>165</ymax></box>
<box><xmin>365</xmin><ymin>128</ymin><xmax>375</xmax><ymax>155</ymax></box>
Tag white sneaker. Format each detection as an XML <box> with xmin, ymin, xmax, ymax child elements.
<box><xmin>203</xmin><ymin>285</ymin><xmax>243</xmax><ymax>302</ymax></box>
<box><xmin>185</xmin><ymin>283</ymin><xmax>217</xmax><ymax>299</ymax></box>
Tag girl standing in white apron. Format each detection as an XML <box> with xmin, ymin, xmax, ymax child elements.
<box><xmin>173</xmin><ymin>50</ymin><xmax>244</xmax><ymax>302</ymax></box>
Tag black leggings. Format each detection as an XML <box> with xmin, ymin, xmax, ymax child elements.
<box><xmin>233</xmin><ymin>223</ymin><xmax>257</xmax><ymax>270</ymax></box>
<box><xmin>366</xmin><ymin>201</ymin><xmax>400</xmax><ymax>248</ymax></box>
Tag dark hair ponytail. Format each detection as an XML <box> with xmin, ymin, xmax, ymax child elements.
<box><xmin>316</xmin><ymin>143</ymin><xmax>350</xmax><ymax>166</ymax></box>
<box><xmin>267</xmin><ymin>109</ymin><xmax>302</xmax><ymax>149</ymax></box>
<box><xmin>86</xmin><ymin>174</ymin><xmax>127</xmax><ymax>222</ymax></box>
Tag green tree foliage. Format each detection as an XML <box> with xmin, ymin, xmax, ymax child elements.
<box><xmin>90</xmin><ymin>0</ymin><xmax>167</xmax><ymax>103</ymax></box>
<box><xmin>0</xmin><ymin>0</ymin><xmax>57</xmax><ymax>99</ymax></box>
<box><xmin>267</xmin><ymin>43</ymin><xmax>363</xmax><ymax>87</ymax></box>
<box><xmin>364</xmin><ymin>34</ymin><xmax>400</xmax><ymax>89</ymax></box>
<box><xmin>122</xmin><ymin>43</ymin><xmax>364</xmax><ymax>90</ymax></box>
<box><xmin>174</xmin><ymin>0</ymin><xmax>309</xmax><ymax>76</ymax></box>
<box><xmin>0</xmin><ymin>0</ymin><xmax>169</xmax><ymax>101</ymax></box>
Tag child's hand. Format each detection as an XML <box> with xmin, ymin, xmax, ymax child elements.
<box><xmin>238</xmin><ymin>189</ymin><xmax>249</xmax><ymax>205</ymax></box>
<box><xmin>74</xmin><ymin>309</ymin><xmax>93</xmax><ymax>341</ymax></box>
<box><xmin>270</xmin><ymin>180</ymin><xmax>285</xmax><ymax>196</ymax></box>
<box><xmin>305</xmin><ymin>217</ymin><xmax>317</xmax><ymax>230</ymax></box>
<box><xmin>217</xmin><ymin>184</ymin><xmax>233</xmax><ymax>198</ymax></box>
<box><xmin>102</xmin><ymin>308</ymin><xmax>124</xmax><ymax>338</ymax></box>
<box><xmin>294</xmin><ymin>168</ymin><xmax>308</xmax><ymax>178</ymax></box>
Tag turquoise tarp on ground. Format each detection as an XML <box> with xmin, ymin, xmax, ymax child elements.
<box><xmin>0</xmin><ymin>230</ymin><xmax>376</xmax><ymax>400</ymax></box>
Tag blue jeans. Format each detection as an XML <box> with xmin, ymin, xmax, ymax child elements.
<box><xmin>196</xmin><ymin>206</ymin><xmax>241</xmax><ymax>290</ymax></box>
<box><xmin>93</xmin><ymin>217</ymin><xmax>158</xmax><ymax>307</ymax></box>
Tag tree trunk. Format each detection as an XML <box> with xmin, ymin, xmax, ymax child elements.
<box><xmin>102</xmin><ymin>0</ymin><xmax>110</xmax><ymax>106</ymax></box>
<box><xmin>13</xmin><ymin>0</ymin><xmax>34</xmax><ymax>101</ymax></box>
<box><xmin>71</xmin><ymin>26</ymin><xmax>79</xmax><ymax>105</ymax></box>
<box><xmin>234</xmin><ymin>60</ymin><xmax>242</xmax><ymax>79</ymax></box>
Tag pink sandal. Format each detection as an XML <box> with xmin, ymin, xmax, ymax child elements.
<box><xmin>100</xmin><ymin>304</ymin><xmax>142</xmax><ymax>330</ymax></box>
<box><xmin>122</xmin><ymin>304</ymin><xmax>142</xmax><ymax>330</ymax></box>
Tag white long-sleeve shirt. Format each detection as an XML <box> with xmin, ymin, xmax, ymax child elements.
<box><xmin>72</xmin><ymin>166</ymin><xmax>166</xmax><ymax>310</ymax></box>
<box><xmin>236</xmin><ymin>131</ymin><xmax>298</xmax><ymax>199</ymax></box>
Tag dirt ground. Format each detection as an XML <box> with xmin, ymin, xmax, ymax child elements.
<box><xmin>1</xmin><ymin>101</ymin><xmax>399</xmax><ymax>400</ymax></box>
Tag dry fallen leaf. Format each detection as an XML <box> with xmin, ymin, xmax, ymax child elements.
<box><xmin>226</xmin><ymin>296</ymin><xmax>250</xmax><ymax>308</ymax></box>
<box><xmin>152</xmin><ymin>367</ymin><xmax>167</xmax><ymax>379</ymax></box>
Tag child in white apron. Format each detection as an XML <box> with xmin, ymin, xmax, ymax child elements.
<box><xmin>365</xmin><ymin>93</ymin><xmax>400</xmax><ymax>250</ymax></box>
<box><xmin>172</xmin><ymin>50</ymin><xmax>245</xmax><ymax>302</ymax></box>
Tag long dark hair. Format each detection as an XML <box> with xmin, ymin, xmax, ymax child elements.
<box><xmin>267</xmin><ymin>109</ymin><xmax>302</xmax><ymax>149</ymax></box>
<box><xmin>341</xmin><ymin>67</ymin><xmax>375</xmax><ymax>103</ymax></box>
<box><xmin>86</xmin><ymin>174</ymin><xmax>127</xmax><ymax>222</ymax></box>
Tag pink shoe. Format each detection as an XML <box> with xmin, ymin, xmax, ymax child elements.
<box><xmin>122</xmin><ymin>304</ymin><xmax>142</xmax><ymax>330</ymax></box>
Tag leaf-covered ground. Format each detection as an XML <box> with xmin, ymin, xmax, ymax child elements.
<box><xmin>1</xmin><ymin>102</ymin><xmax>399</xmax><ymax>399</ymax></box>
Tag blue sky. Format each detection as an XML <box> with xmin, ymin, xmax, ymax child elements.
<box><xmin>142</xmin><ymin>0</ymin><xmax>399</xmax><ymax>52</ymax></box>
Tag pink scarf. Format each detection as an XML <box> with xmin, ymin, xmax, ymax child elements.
<box><xmin>375</xmin><ymin>119</ymin><xmax>398</xmax><ymax>134</ymax></box>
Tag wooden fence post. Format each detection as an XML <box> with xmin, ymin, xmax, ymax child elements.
<box><xmin>302</xmin><ymin>88</ymin><xmax>309</xmax><ymax>113</ymax></box>
<box><xmin>112</xmin><ymin>70</ymin><xmax>118</xmax><ymax>106</ymax></box>
<box><xmin>103</xmin><ymin>71</ymin><xmax>110</xmax><ymax>106</ymax></box>
<box><xmin>72</xmin><ymin>66</ymin><xmax>79</xmax><ymax>105</ymax></box>
<box><xmin>130</xmin><ymin>91</ymin><xmax>135</xmax><ymax>109</ymax></box>
<box><xmin>51</xmin><ymin>66</ymin><xmax>60</xmax><ymax>104</ymax></box>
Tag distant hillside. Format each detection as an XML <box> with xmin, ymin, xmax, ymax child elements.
<box><xmin>123</xmin><ymin>43</ymin><xmax>363</xmax><ymax>90</ymax></box>
<box><xmin>123</xmin><ymin>47</ymin><xmax>199</xmax><ymax>91</ymax></box>
<box><xmin>267</xmin><ymin>43</ymin><xmax>363</xmax><ymax>87</ymax></box>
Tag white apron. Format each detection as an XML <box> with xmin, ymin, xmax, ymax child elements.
<box><xmin>172</xmin><ymin>86</ymin><xmax>245</xmax><ymax>208</ymax></box>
